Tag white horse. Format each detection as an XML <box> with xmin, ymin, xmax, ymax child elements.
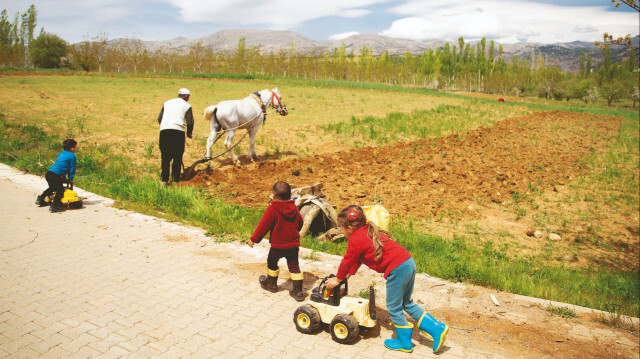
<box><xmin>203</xmin><ymin>88</ymin><xmax>288</xmax><ymax>166</ymax></box>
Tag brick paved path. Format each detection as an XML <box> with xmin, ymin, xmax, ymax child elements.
<box><xmin>1</xmin><ymin>163</ymin><xmax>637</xmax><ymax>359</ymax></box>
<box><xmin>0</xmin><ymin>164</ymin><xmax>473</xmax><ymax>359</ymax></box>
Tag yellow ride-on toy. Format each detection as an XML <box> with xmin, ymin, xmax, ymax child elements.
<box><xmin>43</xmin><ymin>180</ymin><xmax>83</xmax><ymax>209</ymax></box>
<box><xmin>293</xmin><ymin>275</ymin><xmax>377</xmax><ymax>344</ymax></box>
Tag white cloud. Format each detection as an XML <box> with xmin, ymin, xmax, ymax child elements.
<box><xmin>380</xmin><ymin>0</ymin><xmax>639</xmax><ymax>43</ymax></box>
<box><xmin>4</xmin><ymin>0</ymin><xmax>160</xmax><ymax>41</ymax></box>
<box><xmin>167</xmin><ymin>0</ymin><xmax>388</xmax><ymax>28</ymax></box>
<box><xmin>328</xmin><ymin>31</ymin><xmax>360</xmax><ymax>41</ymax></box>
<box><xmin>5</xmin><ymin>0</ymin><xmax>638</xmax><ymax>44</ymax></box>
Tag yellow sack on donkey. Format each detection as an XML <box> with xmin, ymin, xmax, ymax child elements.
<box><xmin>362</xmin><ymin>204</ymin><xmax>390</xmax><ymax>231</ymax></box>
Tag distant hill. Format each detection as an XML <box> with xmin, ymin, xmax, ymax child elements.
<box><xmin>134</xmin><ymin>29</ymin><xmax>636</xmax><ymax>72</ymax></box>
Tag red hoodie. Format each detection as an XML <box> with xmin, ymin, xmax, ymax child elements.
<box><xmin>336</xmin><ymin>226</ymin><xmax>411</xmax><ymax>280</ymax></box>
<box><xmin>250</xmin><ymin>200</ymin><xmax>304</xmax><ymax>249</ymax></box>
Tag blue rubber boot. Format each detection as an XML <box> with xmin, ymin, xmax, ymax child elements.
<box><xmin>417</xmin><ymin>312</ymin><xmax>449</xmax><ymax>353</ymax></box>
<box><xmin>383</xmin><ymin>322</ymin><xmax>414</xmax><ymax>353</ymax></box>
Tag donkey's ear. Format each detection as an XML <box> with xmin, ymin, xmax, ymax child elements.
<box><xmin>273</xmin><ymin>87</ymin><xmax>278</xmax><ymax>92</ymax></box>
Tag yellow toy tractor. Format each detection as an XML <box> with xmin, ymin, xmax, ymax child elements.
<box><xmin>293</xmin><ymin>275</ymin><xmax>377</xmax><ymax>344</ymax></box>
<box><xmin>43</xmin><ymin>180</ymin><xmax>83</xmax><ymax>209</ymax></box>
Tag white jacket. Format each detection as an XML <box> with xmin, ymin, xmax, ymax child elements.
<box><xmin>159</xmin><ymin>98</ymin><xmax>192</xmax><ymax>132</ymax></box>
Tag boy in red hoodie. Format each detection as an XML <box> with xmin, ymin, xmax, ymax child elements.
<box><xmin>248</xmin><ymin>181</ymin><xmax>305</xmax><ymax>301</ymax></box>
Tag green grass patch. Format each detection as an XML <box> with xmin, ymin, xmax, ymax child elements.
<box><xmin>392</xmin><ymin>219</ymin><xmax>639</xmax><ymax>317</ymax></box>
<box><xmin>546</xmin><ymin>304</ymin><xmax>578</xmax><ymax>319</ymax></box>
<box><xmin>0</xmin><ymin>116</ymin><xmax>262</xmax><ymax>237</ymax></box>
<box><xmin>303</xmin><ymin>215</ymin><xmax>639</xmax><ymax>317</ymax></box>
<box><xmin>321</xmin><ymin>102</ymin><xmax>525</xmax><ymax>144</ymax></box>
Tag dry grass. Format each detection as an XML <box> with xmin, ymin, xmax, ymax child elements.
<box><xmin>0</xmin><ymin>74</ymin><xmax>509</xmax><ymax>173</ymax></box>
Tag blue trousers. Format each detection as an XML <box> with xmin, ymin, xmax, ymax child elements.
<box><xmin>386</xmin><ymin>257</ymin><xmax>425</xmax><ymax>325</ymax></box>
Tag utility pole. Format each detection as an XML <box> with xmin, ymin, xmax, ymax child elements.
<box><xmin>21</xmin><ymin>14</ymin><xmax>30</xmax><ymax>68</ymax></box>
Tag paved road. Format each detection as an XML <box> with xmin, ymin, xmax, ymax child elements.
<box><xmin>0</xmin><ymin>163</ymin><xmax>637</xmax><ymax>359</ymax></box>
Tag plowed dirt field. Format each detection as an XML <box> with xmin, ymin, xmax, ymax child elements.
<box><xmin>189</xmin><ymin>111</ymin><xmax>619</xmax><ymax>216</ymax></box>
<box><xmin>187</xmin><ymin>110</ymin><xmax>639</xmax><ymax>270</ymax></box>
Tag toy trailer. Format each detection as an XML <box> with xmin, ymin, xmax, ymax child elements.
<box><xmin>293</xmin><ymin>275</ymin><xmax>376</xmax><ymax>344</ymax></box>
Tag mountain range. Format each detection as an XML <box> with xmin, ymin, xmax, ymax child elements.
<box><xmin>139</xmin><ymin>29</ymin><xmax>636</xmax><ymax>72</ymax></box>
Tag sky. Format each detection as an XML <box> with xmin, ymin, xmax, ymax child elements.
<box><xmin>1</xmin><ymin>0</ymin><xmax>638</xmax><ymax>44</ymax></box>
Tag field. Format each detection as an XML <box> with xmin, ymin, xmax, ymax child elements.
<box><xmin>1</xmin><ymin>71</ymin><xmax>638</xmax><ymax>318</ymax></box>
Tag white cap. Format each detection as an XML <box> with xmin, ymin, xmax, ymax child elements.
<box><xmin>178</xmin><ymin>88</ymin><xmax>190</xmax><ymax>95</ymax></box>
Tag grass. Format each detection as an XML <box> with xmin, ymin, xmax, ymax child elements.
<box><xmin>546</xmin><ymin>304</ymin><xmax>578</xmax><ymax>319</ymax></box>
<box><xmin>0</xmin><ymin>116</ymin><xmax>262</xmax><ymax>237</ymax></box>
<box><xmin>0</xmin><ymin>72</ymin><xmax>638</xmax><ymax>317</ymax></box>
<box><xmin>321</xmin><ymin>102</ymin><xmax>529</xmax><ymax>145</ymax></box>
<box><xmin>358</xmin><ymin>282</ymin><xmax>377</xmax><ymax>299</ymax></box>
<box><xmin>596</xmin><ymin>304</ymin><xmax>639</xmax><ymax>332</ymax></box>
<box><xmin>392</xmin><ymin>219</ymin><xmax>639</xmax><ymax>317</ymax></box>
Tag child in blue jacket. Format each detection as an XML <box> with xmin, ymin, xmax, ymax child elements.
<box><xmin>36</xmin><ymin>138</ymin><xmax>77</xmax><ymax>212</ymax></box>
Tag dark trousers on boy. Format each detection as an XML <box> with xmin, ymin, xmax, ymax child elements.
<box><xmin>267</xmin><ymin>247</ymin><xmax>301</xmax><ymax>274</ymax></box>
<box><xmin>262</xmin><ymin>247</ymin><xmax>304</xmax><ymax>301</ymax></box>
<box><xmin>159</xmin><ymin>129</ymin><xmax>185</xmax><ymax>183</ymax></box>
<box><xmin>40</xmin><ymin>171</ymin><xmax>64</xmax><ymax>205</ymax></box>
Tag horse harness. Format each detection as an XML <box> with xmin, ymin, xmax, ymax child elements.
<box><xmin>252</xmin><ymin>92</ymin><xmax>268</xmax><ymax>123</ymax></box>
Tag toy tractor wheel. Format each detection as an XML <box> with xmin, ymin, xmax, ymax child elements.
<box><xmin>330</xmin><ymin>314</ymin><xmax>359</xmax><ymax>344</ymax></box>
<box><xmin>69</xmin><ymin>199</ymin><xmax>83</xmax><ymax>209</ymax></box>
<box><xmin>294</xmin><ymin>304</ymin><xmax>321</xmax><ymax>334</ymax></box>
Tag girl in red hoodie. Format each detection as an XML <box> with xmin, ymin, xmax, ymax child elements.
<box><xmin>248</xmin><ymin>181</ymin><xmax>305</xmax><ymax>301</ymax></box>
<box><xmin>326</xmin><ymin>205</ymin><xmax>449</xmax><ymax>353</ymax></box>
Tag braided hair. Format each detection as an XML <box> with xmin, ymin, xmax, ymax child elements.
<box><xmin>337</xmin><ymin>205</ymin><xmax>391</xmax><ymax>261</ymax></box>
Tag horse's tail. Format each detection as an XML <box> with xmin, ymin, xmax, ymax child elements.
<box><xmin>203</xmin><ymin>105</ymin><xmax>216</xmax><ymax>122</ymax></box>
<box><xmin>204</xmin><ymin>105</ymin><xmax>223</xmax><ymax>132</ymax></box>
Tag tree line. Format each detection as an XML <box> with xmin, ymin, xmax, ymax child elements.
<box><xmin>1</xmin><ymin>5</ymin><xmax>638</xmax><ymax>106</ymax></box>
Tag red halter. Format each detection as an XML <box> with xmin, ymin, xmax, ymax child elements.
<box><xmin>271</xmin><ymin>91</ymin><xmax>284</xmax><ymax>108</ymax></box>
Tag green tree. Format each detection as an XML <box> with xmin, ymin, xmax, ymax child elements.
<box><xmin>23</xmin><ymin>5</ymin><xmax>36</xmax><ymax>40</ymax></box>
<box><xmin>631</xmin><ymin>86</ymin><xmax>639</xmax><ymax>108</ymax></box>
<box><xmin>488</xmin><ymin>40</ymin><xmax>495</xmax><ymax>66</ymax></box>
<box><xmin>603</xmin><ymin>44</ymin><xmax>611</xmax><ymax>72</ymax></box>
<box><xmin>628</xmin><ymin>47</ymin><xmax>637</xmax><ymax>71</ymax></box>
<box><xmin>570</xmin><ymin>78</ymin><xmax>596</xmax><ymax>103</ymax></box>
<box><xmin>30</xmin><ymin>29</ymin><xmax>67</xmax><ymax>68</ymax></box>
<box><xmin>188</xmin><ymin>41</ymin><xmax>206</xmax><ymax>73</ymax></box>
<box><xmin>20</xmin><ymin>4</ymin><xmax>37</xmax><ymax>67</ymax></box>
<box><xmin>70</xmin><ymin>39</ymin><xmax>95</xmax><ymax>71</ymax></box>
<box><xmin>599</xmin><ymin>80</ymin><xmax>625</xmax><ymax>106</ymax></box>
<box><xmin>119</xmin><ymin>37</ymin><xmax>144</xmax><ymax>73</ymax></box>
<box><xmin>0</xmin><ymin>9</ymin><xmax>15</xmax><ymax>65</ymax></box>
<box><xmin>69</xmin><ymin>33</ymin><xmax>108</xmax><ymax>72</ymax></box>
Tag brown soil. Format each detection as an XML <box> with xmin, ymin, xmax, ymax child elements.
<box><xmin>191</xmin><ymin>111</ymin><xmax>617</xmax><ymax>215</ymax></box>
<box><xmin>226</xmin><ymin>255</ymin><xmax>640</xmax><ymax>359</ymax></box>
<box><xmin>185</xmin><ymin>111</ymin><xmax>639</xmax><ymax>269</ymax></box>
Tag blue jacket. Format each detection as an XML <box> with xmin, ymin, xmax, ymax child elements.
<box><xmin>48</xmin><ymin>150</ymin><xmax>77</xmax><ymax>180</ymax></box>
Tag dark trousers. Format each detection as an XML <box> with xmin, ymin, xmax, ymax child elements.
<box><xmin>267</xmin><ymin>247</ymin><xmax>301</xmax><ymax>273</ymax></box>
<box><xmin>159</xmin><ymin>129</ymin><xmax>185</xmax><ymax>182</ymax></box>
<box><xmin>41</xmin><ymin>171</ymin><xmax>64</xmax><ymax>205</ymax></box>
